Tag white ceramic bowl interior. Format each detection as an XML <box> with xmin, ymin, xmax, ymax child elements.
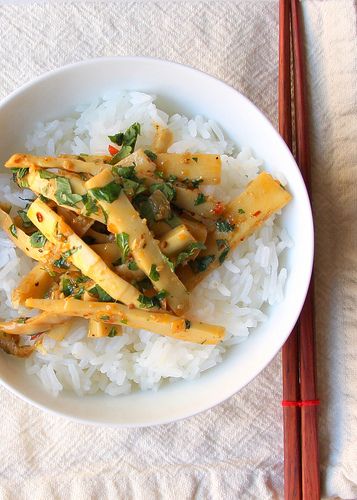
<box><xmin>0</xmin><ymin>57</ymin><xmax>313</xmax><ymax>426</ymax></box>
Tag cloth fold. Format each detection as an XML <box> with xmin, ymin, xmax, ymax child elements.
<box><xmin>0</xmin><ymin>1</ymin><xmax>356</xmax><ymax>498</ymax></box>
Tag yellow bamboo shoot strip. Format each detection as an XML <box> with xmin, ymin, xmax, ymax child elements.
<box><xmin>60</xmin><ymin>154</ymin><xmax>112</xmax><ymax>164</ymax></box>
<box><xmin>12</xmin><ymin>263</ymin><xmax>54</xmax><ymax>307</ymax></box>
<box><xmin>159</xmin><ymin>225</ymin><xmax>196</xmax><ymax>257</ymax></box>
<box><xmin>151</xmin><ymin>217</ymin><xmax>207</xmax><ymax>243</ymax></box>
<box><xmin>0</xmin><ymin>207</ymin><xmax>54</xmax><ymax>262</ymax></box>
<box><xmin>27</xmin><ymin>198</ymin><xmax>142</xmax><ymax>307</ymax></box>
<box><xmin>116</xmin><ymin>149</ymin><xmax>156</xmax><ymax>176</ymax></box>
<box><xmin>26</xmin><ymin>298</ymin><xmax>225</xmax><ymax>345</ymax></box>
<box><xmin>5</xmin><ymin>154</ymin><xmax>106</xmax><ymax>176</ymax></box>
<box><xmin>88</xmin><ymin>320</ymin><xmax>122</xmax><ymax>338</ymax></box>
<box><xmin>155</xmin><ymin>153</ymin><xmax>221</xmax><ymax>185</ymax></box>
<box><xmin>152</xmin><ymin>125</ymin><xmax>173</xmax><ymax>153</ymax></box>
<box><xmin>85</xmin><ymin>169</ymin><xmax>189</xmax><ymax>315</ymax></box>
<box><xmin>177</xmin><ymin>173</ymin><xmax>292</xmax><ymax>290</ymax></box>
<box><xmin>0</xmin><ymin>312</ymin><xmax>70</xmax><ymax>336</ymax></box>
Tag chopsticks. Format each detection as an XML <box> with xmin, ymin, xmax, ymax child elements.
<box><xmin>279</xmin><ymin>1</ymin><xmax>320</xmax><ymax>499</ymax></box>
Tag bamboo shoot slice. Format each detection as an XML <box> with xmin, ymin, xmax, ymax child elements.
<box><xmin>117</xmin><ymin>149</ymin><xmax>156</xmax><ymax>176</ymax></box>
<box><xmin>27</xmin><ymin>198</ymin><xmax>141</xmax><ymax>307</ymax></box>
<box><xmin>26</xmin><ymin>298</ymin><xmax>225</xmax><ymax>345</ymax></box>
<box><xmin>57</xmin><ymin>207</ymin><xmax>94</xmax><ymax>237</ymax></box>
<box><xmin>177</xmin><ymin>172</ymin><xmax>292</xmax><ymax>290</ymax></box>
<box><xmin>5</xmin><ymin>154</ymin><xmax>107</xmax><ymax>176</ymax></box>
<box><xmin>12</xmin><ymin>263</ymin><xmax>53</xmax><ymax>307</ymax></box>
<box><xmin>155</xmin><ymin>153</ymin><xmax>221</xmax><ymax>184</ymax></box>
<box><xmin>159</xmin><ymin>225</ymin><xmax>196</xmax><ymax>257</ymax></box>
<box><xmin>0</xmin><ymin>312</ymin><xmax>69</xmax><ymax>336</ymax></box>
<box><xmin>88</xmin><ymin>320</ymin><xmax>122</xmax><ymax>338</ymax></box>
<box><xmin>85</xmin><ymin>169</ymin><xmax>189</xmax><ymax>315</ymax></box>
<box><xmin>152</xmin><ymin>125</ymin><xmax>173</xmax><ymax>153</ymax></box>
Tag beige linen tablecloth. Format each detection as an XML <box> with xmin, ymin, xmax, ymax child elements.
<box><xmin>0</xmin><ymin>1</ymin><xmax>356</xmax><ymax>498</ymax></box>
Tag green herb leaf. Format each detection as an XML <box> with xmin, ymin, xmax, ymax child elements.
<box><xmin>149</xmin><ymin>182</ymin><xmax>176</xmax><ymax>202</ymax></box>
<box><xmin>165</xmin><ymin>212</ymin><xmax>181</xmax><ymax>228</ymax></box>
<box><xmin>137</xmin><ymin>199</ymin><xmax>156</xmax><ymax>225</ymax></box>
<box><xmin>138</xmin><ymin>289</ymin><xmax>168</xmax><ymax>309</ymax></box>
<box><xmin>9</xmin><ymin>224</ymin><xmax>18</xmax><ymax>238</ymax></box>
<box><xmin>194</xmin><ymin>192</ymin><xmax>207</xmax><ymax>206</ymax></box>
<box><xmin>149</xmin><ymin>264</ymin><xmax>160</xmax><ymax>281</ymax></box>
<box><xmin>90</xmin><ymin>181</ymin><xmax>121</xmax><ymax>203</ymax></box>
<box><xmin>238</xmin><ymin>208</ymin><xmax>245</xmax><ymax>214</ymax></box>
<box><xmin>127</xmin><ymin>260</ymin><xmax>139</xmax><ymax>271</ymax></box>
<box><xmin>162</xmin><ymin>254</ymin><xmax>175</xmax><ymax>271</ymax></box>
<box><xmin>189</xmin><ymin>254</ymin><xmax>215</xmax><ymax>273</ymax></box>
<box><xmin>154</xmin><ymin>170</ymin><xmax>164</xmax><ymax>179</ymax></box>
<box><xmin>144</xmin><ymin>149</ymin><xmax>157</xmax><ymax>161</ymax></box>
<box><xmin>109</xmin><ymin>123</ymin><xmax>141</xmax><ymax>164</ymax></box>
<box><xmin>88</xmin><ymin>285</ymin><xmax>114</xmax><ymax>302</ymax></box>
<box><xmin>100</xmin><ymin>315</ymin><xmax>110</xmax><ymax>320</ymax></box>
<box><xmin>55</xmin><ymin>177</ymin><xmax>82</xmax><ymax>207</ymax></box>
<box><xmin>108</xmin><ymin>327</ymin><xmax>117</xmax><ymax>337</ymax></box>
<box><xmin>29</xmin><ymin>231</ymin><xmax>47</xmax><ymax>248</ymax></box>
<box><xmin>53</xmin><ymin>247</ymin><xmax>79</xmax><ymax>269</ymax></box>
<box><xmin>81</xmin><ymin>194</ymin><xmax>98</xmax><ymax>216</ymax></box>
<box><xmin>216</xmin><ymin>218</ymin><xmax>235</xmax><ymax>232</ymax></box>
<box><xmin>39</xmin><ymin>170</ymin><xmax>57</xmax><ymax>179</ymax></box>
<box><xmin>62</xmin><ymin>278</ymin><xmax>75</xmax><ymax>297</ymax></box>
<box><xmin>185</xmin><ymin>319</ymin><xmax>191</xmax><ymax>329</ymax></box>
<box><xmin>166</xmin><ymin>175</ymin><xmax>178</xmax><ymax>183</ymax></box>
<box><xmin>136</xmin><ymin>277</ymin><xmax>152</xmax><ymax>291</ymax></box>
<box><xmin>192</xmin><ymin>157</ymin><xmax>198</xmax><ymax>163</ymax></box>
<box><xmin>112</xmin><ymin>257</ymin><xmax>123</xmax><ymax>267</ymax></box>
<box><xmin>216</xmin><ymin>239</ymin><xmax>230</xmax><ymax>264</ymax></box>
<box><xmin>112</xmin><ymin>165</ymin><xmax>136</xmax><ymax>179</ymax></box>
<box><xmin>122</xmin><ymin>178</ymin><xmax>141</xmax><ymax>197</ymax></box>
<box><xmin>17</xmin><ymin>208</ymin><xmax>33</xmax><ymax>228</ymax></box>
<box><xmin>76</xmin><ymin>275</ymin><xmax>90</xmax><ymax>283</ymax></box>
<box><xmin>176</xmin><ymin>242</ymin><xmax>206</xmax><ymax>266</ymax></box>
<box><xmin>116</xmin><ymin>232</ymin><xmax>130</xmax><ymax>262</ymax></box>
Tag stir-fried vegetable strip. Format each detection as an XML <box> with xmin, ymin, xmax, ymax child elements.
<box><xmin>85</xmin><ymin>168</ymin><xmax>189</xmax><ymax>315</ymax></box>
<box><xmin>177</xmin><ymin>172</ymin><xmax>292</xmax><ymax>289</ymax></box>
<box><xmin>0</xmin><ymin>312</ymin><xmax>69</xmax><ymax>336</ymax></box>
<box><xmin>26</xmin><ymin>298</ymin><xmax>225</xmax><ymax>345</ymax></box>
<box><xmin>12</xmin><ymin>263</ymin><xmax>54</xmax><ymax>307</ymax></box>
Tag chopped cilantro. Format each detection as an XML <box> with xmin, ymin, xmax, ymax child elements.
<box><xmin>122</xmin><ymin>178</ymin><xmax>141</xmax><ymax>197</ymax></box>
<box><xmin>62</xmin><ymin>278</ymin><xmax>75</xmax><ymax>297</ymax></box>
<box><xmin>127</xmin><ymin>260</ymin><xmax>139</xmax><ymax>271</ymax></box>
<box><xmin>149</xmin><ymin>264</ymin><xmax>160</xmax><ymax>281</ymax></box>
<box><xmin>53</xmin><ymin>247</ymin><xmax>79</xmax><ymax>269</ymax></box>
<box><xmin>16</xmin><ymin>317</ymin><xmax>27</xmax><ymax>324</ymax></box>
<box><xmin>138</xmin><ymin>289</ymin><xmax>168</xmax><ymax>309</ymax></box>
<box><xmin>185</xmin><ymin>319</ymin><xmax>191</xmax><ymax>329</ymax></box>
<box><xmin>17</xmin><ymin>208</ymin><xmax>33</xmax><ymax>228</ymax></box>
<box><xmin>112</xmin><ymin>165</ymin><xmax>136</xmax><ymax>179</ymax></box>
<box><xmin>9</xmin><ymin>224</ymin><xmax>17</xmax><ymax>238</ymax></box>
<box><xmin>194</xmin><ymin>192</ymin><xmax>207</xmax><ymax>206</ymax></box>
<box><xmin>88</xmin><ymin>285</ymin><xmax>114</xmax><ymax>302</ymax></box>
<box><xmin>192</xmin><ymin>157</ymin><xmax>198</xmax><ymax>162</ymax></box>
<box><xmin>238</xmin><ymin>208</ymin><xmax>245</xmax><ymax>214</ymax></box>
<box><xmin>154</xmin><ymin>170</ymin><xmax>164</xmax><ymax>179</ymax></box>
<box><xmin>165</xmin><ymin>212</ymin><xmax>181</xmax><ymax>228</ymax></box>
<box><xmin>100</xmin><ymin>315</ymin><xmax>110</xmax><ymax>320</ymax></box>
<box><xmin>162</xmin><ymin>254</ymin><xmax>175</xmax><ymax>271</ymax></box>
<box><xmin>144</xmin><ymin>150</ymin><xmax>157</xmax><ymax>161</ymax></box>
<box><xmin>39</xmin><ymin>170</ymin><xmax>57</xmax><ymax>179</ymax></box>
<box><xmin>109</xmin><ymin>123</ymin><xmax>141</xmax><ymax>163</ymax></box>
<box><xmin>116</xmin><ymin>232</ymin><xmax>130</xmax><ymax>262</ymax></box>
<box><xmin>90</xmin><ymin>181</ymin><xmax>121</xmax><ymax>203</ymax></box>
<box><xmin>149</xmin><ymin>182</ymin><xmax>176</xmax><ymax>202</ymax></box>
<box><xmin>29</xmin><ymin>231</ymin><xmax>47</xmax><ymax>248</ymax></box>
<box><xmin>189</xmin><ymin>254</ymin><xmax>215</xmax><ymax>273</ymax></box>
<box><xmin>81</xmin><ymin>194</ymin><xmax>98</xmax><ymax>216</ymax></box>
<box><xmin>55</xmin><ymin>177</ymin><xmax>82</xmax><ymax>207</ymax></box>
<box><xmin>176</xmin><ymin>242</ymin><xmax>206</xmax><ymax>266</ymax></box>
<box><xmin>216</xmin><ymin>218</ymin><xmax>235</xmax><ymax>232</ymax></box>
<box><xmin>108</xmin><ymin>327</ymin><xmax>117</xmax><ymax>337</ymax></box>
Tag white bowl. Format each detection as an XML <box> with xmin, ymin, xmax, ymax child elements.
<box><xmin>0</xmin><ymin>57</ymin><xmax>313</xmax><ymax>426</ymax></box>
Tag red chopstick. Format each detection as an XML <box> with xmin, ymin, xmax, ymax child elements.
<box><xmin>279</xmin><ymin>0</ymin><xmax>320</xmax><ymax>498</ymax></box>
<box><xmin>279</xmin><ymin>1</ymin><xmax>302</xmax><ymax>498</ymax></box>
<box><xmin>291</xmin><ymin>0</ymin><xmax>320</xmax><ymax>497</ymax></box>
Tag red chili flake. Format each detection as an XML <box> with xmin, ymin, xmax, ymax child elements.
<box><xmin>36</xmin><ymin>212</ymin><xmax>43</xmax><ymax>222</ymax></box>
<box><xmin>253</xmin><ymin>210</ymin><xmax>261</xmax><ymax>217</ymax></box>
<box><xmin>30</xmin><ymin>332</ymin><xmax>43</xmax><ymax>340</ymax></box>
<box><xmin>213</xmin><ymin>202</ymin><xmax>225</xmax><ymax>215</ymax></box>
<box><xmin>108</xmin><ymin>145</ymin><xmax>119</xmax><ymax>156</ymax></box>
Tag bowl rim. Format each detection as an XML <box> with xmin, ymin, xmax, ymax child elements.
<box><xmin>0</xmin><ymin>56</ymin><xmax>314</xmax><ymax>426</ymax></box>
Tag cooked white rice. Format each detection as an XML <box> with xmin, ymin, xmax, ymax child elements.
<box><xmin>0</xmin><ymin>91</ymin><xmax>292</xmax><ymax>397</ymax></box>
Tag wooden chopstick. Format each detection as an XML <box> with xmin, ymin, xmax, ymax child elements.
<box><xmin>290</xmin><ymin>0</ymin><xmax>320</xmax><ymax>498</ymax></box>
<box><xmin>279</xmin><ymin>1</ymin><xmax>302</xmax><ymax>499</ymax></box>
